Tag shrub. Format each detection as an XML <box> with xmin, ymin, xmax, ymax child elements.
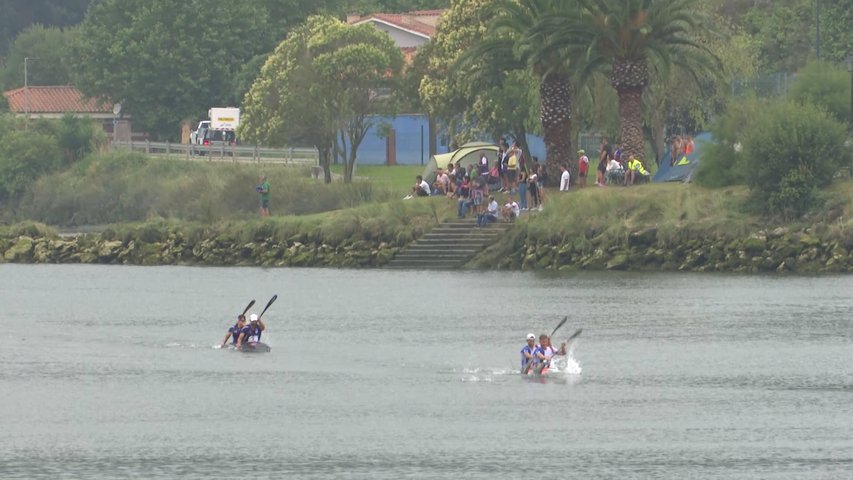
<box><xmin>694</xmin><ymin>99</ymin><xmax>765</xmax><ymax>188</ymax></box>
<box><xmin>789</xmin><ymin>61</ymin><xmax>851</xmax><ymax>126</ymax></box>
<box><xmin>0</xmin><ymin>131</ymin><xmax>62</xmax><ymax>200</ymax></box>
<box><xmin>741</xmin><ymin>101</ymin><xmax>849</xmax><ymax>216</ymax></box>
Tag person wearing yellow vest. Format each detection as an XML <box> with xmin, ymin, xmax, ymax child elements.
<box><xmin>626</xmin><ymin>156</ymin><xmax>650</xmax><ymax>186</ymax></box>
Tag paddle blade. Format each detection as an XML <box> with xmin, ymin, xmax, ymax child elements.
<box><xmin>567</xmin><ymin>328</ymin><xmax>583</xmax><ymax>341</ymax></box>
<box><xmin>550</xmin><ymin>316</ymin><xmax>568</xmax><ymax>338</ymax></box>
<box><xmin>259</xmin><ymin>294</ymin><xmax>278</xmax><ymax>318</ymax></box>
<box><xmin>241</xmin><ymin>300</ymin><xmax>256</xmax><ymax>316</ymax></box>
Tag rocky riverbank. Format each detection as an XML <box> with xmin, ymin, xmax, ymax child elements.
<box><xmin>1</xmin><ymin>222</ymin><xmax>851</xmax><ymax>273</ymax></box>
<box><xmin>0</xmin><ymin>231</ymin><xmax>401</xmax><ymax>268</ymax></box>
<box><xmin>479</xmin><ymin>225</ymin><xmax>853</xmax><ymax>273</ymax></box>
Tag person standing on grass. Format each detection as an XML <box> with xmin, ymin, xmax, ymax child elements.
<box><xmin>256</xmin><ymin>175</ymin><xmax>271</xmax><ymax>216</ymax></box>
<box><xmin>559</xmin><ymin>164</ymin><xmax>571</xmax><ymax>192</ymax></box>
<box><xmin>578</xmin><ymin>149</ymin><xmax>589</xmax><ymax>188</ymax></box>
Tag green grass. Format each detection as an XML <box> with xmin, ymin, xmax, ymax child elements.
<box><xmin>330</xmin><ymin>164</ymin><xmax>425</xmax><ymax>191</ymax></box>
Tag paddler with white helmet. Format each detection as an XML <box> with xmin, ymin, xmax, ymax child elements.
<box><xmin>236</xmin><ymin>313</ymin><xmax>266</xmax><ymax>348</ymax></box>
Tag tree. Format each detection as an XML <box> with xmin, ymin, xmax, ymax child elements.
<box><xmin>0</xmin><ymin>25</ymin><xmax>79</xmax><ymax>90</ymax></box>
<box><xmin>538</xmin><ymin>0</ymin><xmax>722</xmax><ymax>162</ymax></box>
<box><xmin>241</xmin><ymin>16</ymin><xmax>403</xmax><ymax>183</ymax></box>
<box><xmin>461</xmin><ymin>0</ymin><xmax>579</xmax><ymax>185</ymax></box>
<box><xmin>418</xmin><ymin>0</ymin><xmax>538</xmax><ymax>157</ymax></box>
<box><xmin>0</xmin><ymin>0</ymin><xmax>90</xmax><ymax>58</ymax></box>
<box><xmin>789</xmin><ymin>60</ymin><xmax>851</xmax><ymax>126</ymax></box>
<box><xmin>73</xmin><ymin>0</ymin><xmax>273</xmax><ymax>139</ymax></box>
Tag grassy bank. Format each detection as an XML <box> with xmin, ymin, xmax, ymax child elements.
<box><xmin>9</xmin><ymin>151</ymin><xmax>407</xmax><ymax>226</ymax></box>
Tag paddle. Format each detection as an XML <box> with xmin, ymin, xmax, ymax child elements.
<box><xmin>550</xmin><ymin>316</ymin><xmax>568</xmax><ymax>338</ymax></box>
<box><xmin>257</xmin><ymin>294</ymin><xmax>277</xmax><ymax>320</ymax></box>
<box><xmin>241</xmin><ymin>299</ymin><xmax>256</xmax><ymax>316</ymax></box>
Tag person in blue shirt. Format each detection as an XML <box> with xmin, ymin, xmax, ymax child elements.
<box><xmin>220</xmin><ymin>314</ymin><xmax>247</xmax><ymax>348</ymax></box>
<box><xmin>236</xmin><ymin>313</ymin><xmax>266</xmax><ymax>348</ymax></box>
<box><xmin>520</xmin><ymin>333</ymin><xmax>538</xmax><ymax>374</ymax></box>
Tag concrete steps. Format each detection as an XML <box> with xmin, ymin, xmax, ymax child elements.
<box><xmin>386</xmin><ymin>217</ymin><xmax>512</xmax><ymax>270</ymax></box>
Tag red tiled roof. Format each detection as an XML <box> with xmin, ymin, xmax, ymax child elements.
<box><xmin>3</xmin><ymin>86</ymin><xmax>111</xmax><ymax>114</ymax></box>
<box><xmin>349</xmin><ymin>9</ymin><xmax>446</xmax><ymax>38</ymax></box>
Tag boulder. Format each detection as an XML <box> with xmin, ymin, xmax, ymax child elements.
<box><xmin>628</xmin><ymin>227</ymin><xmax>658</xmax><ymax>248</ymax></box>
<box><xmin>606</xmin><ymin>252</ymin><xmax>630</xmax><ymax>270</ymax></box>
<box><xmin>3</xmin><ymin>236</ymin><xmax>34</xmax><ymax>262</ymax></box>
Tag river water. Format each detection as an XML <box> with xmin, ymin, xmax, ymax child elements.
<box><xmin>0</xmin><ymin>265</ymin><xmax>851</xmax><ymax>479</ymax></box>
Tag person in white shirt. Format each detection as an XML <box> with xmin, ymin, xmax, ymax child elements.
<box><xmin>410</xmin><ymin>175</ymin><xmax>430</xmax><ymax>197</ymax></box>
<box><xmin>559</xmin><ymin>164</ymin><xmax>571</xmax><ymax>191</ymax></box>
<box><xmin>501</xmin><ymin>195</ymin><xmax>520</xmax><ymax>222</ymax></box>
<box><xmin>477</xmin><ymin>195</ymin><xmax>499</xmax><ymax>227</ymax></box>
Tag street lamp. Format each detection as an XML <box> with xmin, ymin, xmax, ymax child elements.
<box><xmin>24</xmin><ymin>56</ymin><xmax>39</xmax><ymax>125</ymax></box>
<box><xmin>847</xmin><ymin>54</ymin><xmax>853</xmax><ymax>133</ymax></box>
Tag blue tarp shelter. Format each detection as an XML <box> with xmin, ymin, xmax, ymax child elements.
<box><xmin>653</xmin><ymin>132</ymin><xmax>711</xmax><ymax>183</ymax></box>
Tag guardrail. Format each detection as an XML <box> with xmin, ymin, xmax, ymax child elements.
<box><xmin>111</xmin><ymin>140</ymin><xmax>319</xmax><ymax>165</ymax></box>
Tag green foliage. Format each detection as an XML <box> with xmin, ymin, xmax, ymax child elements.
<box><xmin>789</xmin><ymin>61</ymin><xmax>851</xmax><ymax>126</ymax></box>
<box><xmin>73</xmin><ymin>0</ymin><xmax>274</xmax><ymax>139</ymax></box>
<box><xmin>241</xmin><ymin>15</ymin><xmax>404</xmax><ymax>183</ymax></box>
<box><xmin>694</xmin><ymin>98</ymin><xmax>765</xmax><ymax>187</ymax></box>
<box><xmin>0</xmin><ymin>24</ymin><xmax>80</xmax><ymax>90</ymax></box>
<box><xmin>0</xmin><ymin>130</ymin><xmax>62</xmax><ymax>200</ymax></box>
<box><xmin>0</xmin><ymin>0</ymin><xmax>90</xmax><ymax>58</ymax></box>
<box><xmin>741</xmin><ymin>101</ymin><xmax>849</xmax><ymax>216</ymax></box>
<box><xmin>31</xmin><ymin>115</ymin><xmax>106</xmax><ymax>166</ymax></box>
<box><xmin>16</xmin><ymin>152</ymin><xmax>405</xmax><ymax>226</ymax></box>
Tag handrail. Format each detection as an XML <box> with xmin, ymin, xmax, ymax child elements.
<box><xmin>111</xmin><ymin>140</ymin><xmax>319</xmax><ymax>165</ymax></box>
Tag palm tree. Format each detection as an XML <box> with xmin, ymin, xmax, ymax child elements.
<box><xmin>536</xmin><ymin>0</ymin><xmax>722</xmax><ymax>162</ymax></box>
<box><xmin>459</xmin><ymin>0</ymin><xmax>582</xmax><ymax>185</ymax></box>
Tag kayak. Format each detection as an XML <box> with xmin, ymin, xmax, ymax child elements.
<box><xmin>238</xmin><ymin>342</ymin><xmax>271</xmax><ymax>353</ymax></box>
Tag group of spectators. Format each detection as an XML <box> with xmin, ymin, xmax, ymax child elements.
<box><xmin>578</xmin><ymin>137</ymin><xmax>657</xmax><ymax>188</ymax></box>
<box><xmin>407</xmin><ymin>138</ymin><xmax>549</xmax><ymax>226</ymax></box>
<box><xmin>407</xmin><ymin>135</ymin><xmax>671</xmax><ymax>224</ymax></box>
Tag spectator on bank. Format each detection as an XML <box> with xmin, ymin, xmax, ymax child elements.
<box><xmin>684</xmin><ymin>135</ymin><xmax>695</xmax><ymax>156</ymax></box>
<box><xmin>408</xmin><ymin>175</ymin><xmax>430</xmax><ymax>197</ymax></box>
<box><xmin>256</xmin><ymin>175</ymin><xmax>271</xmax><ymax>216</ymax></box>
<box><xmin>478</xmin><ymin>152</ymin><xmax>489</xmax><ymax>177</ymax></box>
<box><xmin>528</xmin><ymin>164</ymin><xmax>541</xmax><ymax>211</ymax></box>
<box><xmin>626</xmin><ymin>156</ymin><xmax>650</xmax><ymax>186</ymax></box>
<box><xmin>456</xmin><ymin>175</ymin><xmax>472</xmax><ymax>218</ymax></box>
<box><xmin>559</xmin><ymin>164</ymin><xmax>571</xmax><ymax>192</ymax></box>
<box><xmin>671</xmin><ymin>135</ymin><xmax>683</xmax><ymax>166</ymax></box>
<box><xmin>498</xmin><ymin>139</ymin><xmax>509</xmax><ymax>192</ymax></box>
<box><xmin>606</xmin><ymin>157</ymin><xmax>625</xmax><ymax>185</ymax></box>
<box><xmin>577</xmin><ymin>149</ymin><xmax>589</xmax><ymax>188</ymax></box>
<box><xmin>517</xmin><ymin>168</ymin><xmax>529</xmax><ymax>211</ymax></box>
<box><xmin>477</xmin><ymin>195</ymin><xmax>499</xmax><ymax>227</ymax></box>
<box><xmin>433</xmin><ymin>168</ymin><xmax>449</xmax><ymax>195</ymax></box>
<box><xmin>507</xmin><ymin>141</ymin><xmax>521</xmax><ymax>193</ymax></box>
<box><xmin>501</xmin><ymin>194</ymin><xmax>520</xmax><ymax>222</ymax></box>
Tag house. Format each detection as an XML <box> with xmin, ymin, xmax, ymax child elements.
<box><xmin>346</xmin><ymin>10</ymin><xmax>446</xmax><ymax>164</ymax></box>
<box><xmin>347</xmin><ymin>9</ymin><xmax>442</xmax><ymax>51</ymax></box>
<box><xmin>2</xmin><ymin>85</ymin><xmax>140</xmax><ymax>141</ymax></box>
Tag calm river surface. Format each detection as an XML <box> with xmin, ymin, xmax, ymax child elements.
<box><xmin>0</xmin><ymin>265</ymin><xmax>851</xmax><ymax>479</ymax></box>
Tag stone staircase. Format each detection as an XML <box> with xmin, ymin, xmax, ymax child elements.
<box><xmin>386</xmin><ymin>218</ymin><xmax>512</xmax><ymax>269</ymax></box>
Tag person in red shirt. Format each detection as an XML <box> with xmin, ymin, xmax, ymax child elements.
<box><xmin>577</xmin><ymin>149</ymin><xmax>589</xmax><ymax>188</ymax></box>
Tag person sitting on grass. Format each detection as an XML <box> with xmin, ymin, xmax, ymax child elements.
<box><xmin>405</xmin><ymin>175</ymin><xmax>430</xmax><ymax>199</ymax></box>
<box><xmin>501</xmin><ymin>194</ymin><xmax>520</xmax><ymax>222</ymax></box>
<box><xmin>433</xmin><ymin>168</ymin><xmax>449</xmax><ymax>196</ymax></box>
<box><xmin>477</xmin><ymin>195</ymin><xmax>499</xmax><ymax>227</ymax></box>
<box><xmin>625</xmin><ymin>156</ymin><xmax>650</xmax><ymax>186</ymax></box>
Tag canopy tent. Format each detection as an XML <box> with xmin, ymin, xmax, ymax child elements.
<box><xmin>653</xmin><ymin>133</ymin><xmax>711</xmax><ymax>183</ymax></box>
<box><xmin>422</xmin><ymin>142</ymin><xmax>499</xmax><ymax>183</ymax></box>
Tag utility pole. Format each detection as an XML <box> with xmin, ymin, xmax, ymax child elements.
<box><xmin>24</xmin><ymin>56</ymin><xmax>39</xmax><ymax>128</ymax></box>
<box><xmin>815</xmin><ymin>0</ymin><xmax>821</xmax><ymax>60</ymax></box>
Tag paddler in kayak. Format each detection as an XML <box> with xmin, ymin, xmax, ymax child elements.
<box><xmin>533</xmin><ymin>334</ymin><xmax>567</xmax><ymax>374</ymax></box>
<box><xmin>520</xmin><ymin>333</ymin><xmax>539</xmax><ymax>374</ymax></box>
<box><xmin>220</xmin><ymin>314</ymin><xmax>248</xmax><ymax>349</ymax></box>
<box><xmin>236</xmin><ymin>313</ymin><xmax>265</xmax><ymax>348</ymax></box>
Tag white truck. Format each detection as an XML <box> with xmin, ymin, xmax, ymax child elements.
<box><xmin>191</xmin><ymin>107</ymin><xmax>240</xmax><ymax>153</ymax></box>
